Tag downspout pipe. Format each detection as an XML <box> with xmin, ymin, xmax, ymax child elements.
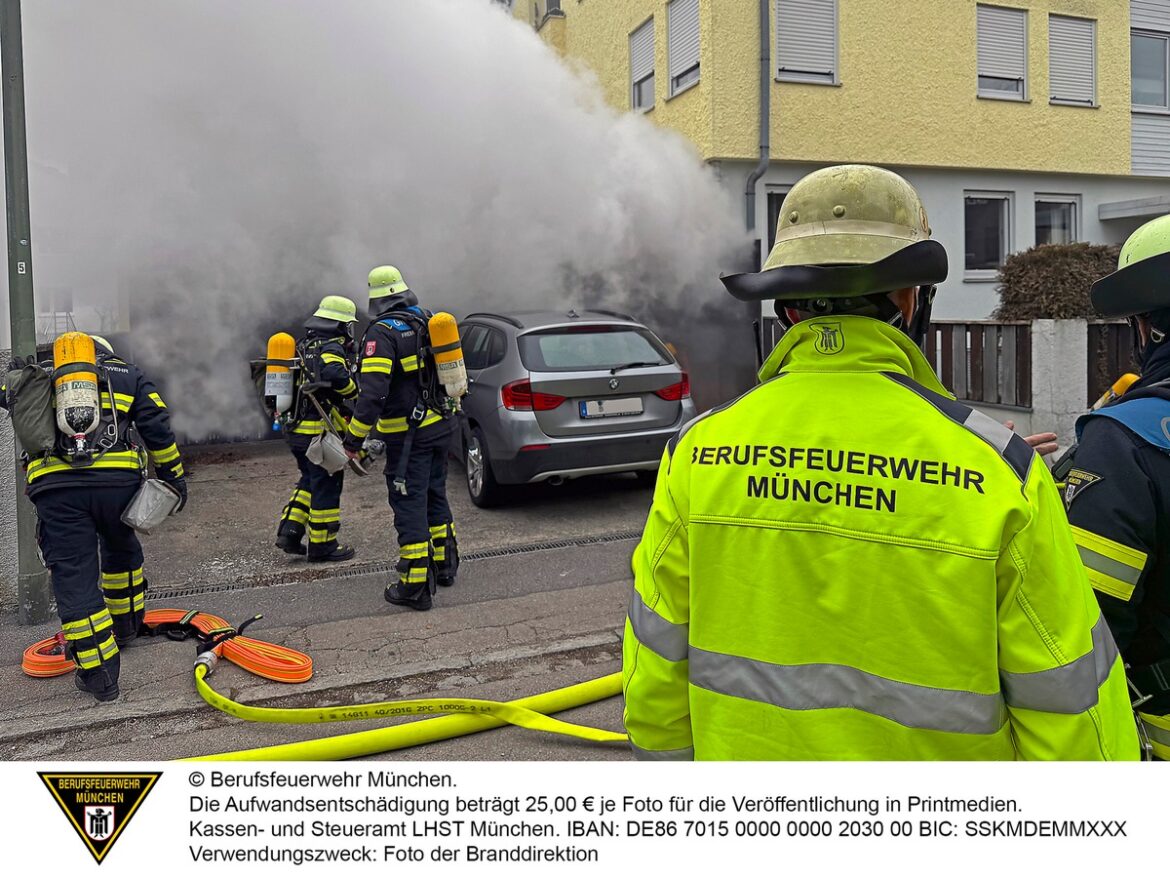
<box><xmin>744</xmin><ymin>0</ymin><xmax>771</xmax><ymax>237</ymax></box>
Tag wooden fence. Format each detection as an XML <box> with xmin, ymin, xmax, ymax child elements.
<box><xmin>923</xmin><ymin>321</ymin><xmax>1034</xmax><ymax>408</ymax></box>
<box><xmin>1087</xmin><ymin>321</ymin><xmax>1136</xmax><ymax>405</ymax></box>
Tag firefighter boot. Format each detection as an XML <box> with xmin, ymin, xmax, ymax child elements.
<box><xmin>307</xmin><ymin>544</ymin><xmax>356</xmax><ymax>563</ymax></box>
<box><xmin>76</xmin><ymin>673</ymin><xmax>120</xmax><ymax>703</ymax></box>
<box><xmin>73</xmin><ymin>652</ymin><xmax>121</xmax><ymax>703</ymax></box>
<box><xmin>384</xmin><ymin>561</ymin><xmax>433</xmax><ymax>611</ymax></box>
<box><xmin>275</xmin><ymin>522</ymin><xmax>307</xmax><ymax>556</ymax></box>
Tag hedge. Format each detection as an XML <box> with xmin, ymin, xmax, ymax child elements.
<box><xmin>993</xmin><ymin>243</ymin><xmax>1120</xmax><ymax>320</ymax></box>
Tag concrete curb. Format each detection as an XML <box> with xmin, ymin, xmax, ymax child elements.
<box><xmin>0</xmin><ymin>578</ymin><xmax>628</xmax><ymax>746</ymax></box>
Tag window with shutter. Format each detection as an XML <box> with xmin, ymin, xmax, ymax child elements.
<box><xmin>630</xmin><ymin>18</ymin><xmax>655</xmax><ymax>112</ymax></box>
<box><xmin>977</xmin><ymin>5</ymin><xmax>1028</xmax><ymax>101</ymax></box>
<box><xmin>776</xmin><ymin>0</ymin><xmax>838</xmax><ymax>85</ymax></box>
<box><xmin>668</xmin><ymin>0</ymin><xmax>700</xmax><ymax>95</ymax></box>
<box><xmin>1049</xmin><ymin>16</ymin><xmax>1095</xmax><ymax>105</ymax></box>
<box><xmin>1132</xmin><ymin>0</ymin><xmax>1170</xmax><ymax>32</ymax></box>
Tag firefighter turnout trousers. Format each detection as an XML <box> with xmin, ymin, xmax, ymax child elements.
<box><xmin>34</xmin><ymin>482</ymin><xmax>146</xmax><ymax>693</ymax></box>
<box><xmin>278</xmin><ymin>440</ymin><xmax>345</xmax><ymax>559</ymax></box>
<box><xmin>383</xmin><ymin>421</ymin><xmax>458</xmax><ymax>593</ymax></box>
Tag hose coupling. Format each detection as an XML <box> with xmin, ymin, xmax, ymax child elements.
<box><xmin>194</xmin><ymin>651</ymin><xmax>219</xmax><ymax>677</ymax></box>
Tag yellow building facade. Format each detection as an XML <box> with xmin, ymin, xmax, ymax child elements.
<box><xmin>512</xmin><ymin>0</ymin><xmax>1170</xmax><ymax>318</ymax></box>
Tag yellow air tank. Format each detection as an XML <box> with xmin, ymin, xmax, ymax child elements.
<box><xmin>428</xmin><ymin>312</ymin><xmax>467</xmax><ymax>399</ymax></box>
<box><xmin>52</xmin><ymin>332</ymin><xmax>101</xmax><ymax>457</ymax></box>
<box><xmin>265</xmin><ymin>333</ymin><xmax>297</xmax><ymax>427</ymax></box>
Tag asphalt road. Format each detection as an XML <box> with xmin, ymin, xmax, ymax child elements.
<box><xmin>149</xmin><ymin>440</ymin><xmax>654</xmax><ymax>590</ymax></box>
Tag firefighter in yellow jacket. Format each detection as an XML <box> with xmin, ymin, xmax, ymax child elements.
<box><xmin>621</xmin><ymin>165</ymin><xmax>1138</xmax><ymax>760</ymax></box>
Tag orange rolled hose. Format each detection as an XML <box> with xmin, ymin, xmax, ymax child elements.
<box><xmin>21</xmin><ymin>608</ymin><xmax>312</xmax><ymax>684</ymax></box>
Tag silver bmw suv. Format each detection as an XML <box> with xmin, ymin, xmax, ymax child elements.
<box><xmin>456</xmin><ymin>309</ymin><xmax>697</xmax><ymax>507</ymax></box>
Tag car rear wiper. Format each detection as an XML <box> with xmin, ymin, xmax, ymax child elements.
<box><xmin>609</xmin><ymin>361</ymin><xmax>665</xmax><ymax>374</ymax></box>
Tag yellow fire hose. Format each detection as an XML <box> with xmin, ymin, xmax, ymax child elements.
<box><xmin>26</xmin><ymin>607</ymin><xmax>628</xmax><ymax>760</ymax></box>
<box><xmin>190</xmin><ymin>652</ymin><xmax>628</xmax><ymax>761</ymax></box>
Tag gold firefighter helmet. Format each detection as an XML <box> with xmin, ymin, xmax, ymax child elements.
<box><xmin>721</xmin><ymin>164</ymin><xmax>948</xmax><ymax>303</ymax></box>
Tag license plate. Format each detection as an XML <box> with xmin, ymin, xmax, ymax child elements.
<box><xmin>580</xmin><ymin>397</ymin><xmax>643</xmax><ymax>419</ymax></box>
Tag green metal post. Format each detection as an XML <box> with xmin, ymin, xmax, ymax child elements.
<box><xmin>2</xmin><ymin>0</ymin><xmax>52</xmax><ymax>624</ymax></box>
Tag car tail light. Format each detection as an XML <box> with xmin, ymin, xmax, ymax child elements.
<box><xmin>502</xmin><ymin>379</ymin><xmax>565</xmax><ymax>411</ymax></box>
<box><xmin>519</xmin><ymin>444</ymin><xmax>550</xmax><ymax>452</ymax></box>
<box><xmin>654</xmin><ymin>373</ymin><xmax>691</xmax><ymax>401</ymax></box>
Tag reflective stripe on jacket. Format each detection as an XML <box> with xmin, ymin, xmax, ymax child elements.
<box><xmin>622</xmin><ymin>316</ymin><xmax>1139</xmax><ymax>761</ymax></box>
<box><xmin>344</xmin><ymin>314</ymin><xmax>444</xmax><ymax>451</ymax></box>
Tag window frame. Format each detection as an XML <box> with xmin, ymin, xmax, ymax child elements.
<box><xmin>765</xmin><ymin>185</ymin><xmax>793</xmax><ymax>255</ymax></box>
<box><xmin>1034</xmin><ymin>194</ymin><xmax>1080</xmax><ymax>247</ymax></box>
<box><xmin>964</xmin><ymin>190</ymin><xmax>1014</xmax><ymax>281</ymax></box>
<box><xmin>775</xmin><ymin>0</ymin><xmax>840</xmax><ymax>86</ymax></box>
<box><xmin>1048</xmin><ymin>14</ymin><xmax>1097</xmax><ymax>108</ymax></box>
<box><xmin>976</xmin><ymin>4</ymin><xmax>1029</xmax><ymax>102</ymax></box>
<box><xmin>1131</xmin><ymin>29</ymin><xmax>1170</xmax><ymax>113</ymax></box>
<box><xmin>629</xmin><ymin>16</ymin><xmax>656</xmax><ymax>113</ymax></box>
<box><xmin>667</xmin><ymin>0</ymin><xmax>701</xmax><ymax>98</ymax></box>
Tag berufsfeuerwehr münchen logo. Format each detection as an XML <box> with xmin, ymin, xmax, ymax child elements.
<box><xmin>39</xmin><ymin>772</ymin><xmax>161</xmax><ymax>864</ymax></box>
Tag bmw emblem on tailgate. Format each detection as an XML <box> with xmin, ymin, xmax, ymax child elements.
<box><xmin>609</xmin><ymin>378</ymin><xmax>620</xmax><ymax>390</ymax></box>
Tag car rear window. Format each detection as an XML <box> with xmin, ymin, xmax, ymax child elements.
<box><xmin>518</xmin><ymin>326</ymin><xmax>671</xmax><ymax>372</ymax></box>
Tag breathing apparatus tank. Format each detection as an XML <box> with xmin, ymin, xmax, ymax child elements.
<box><xmin>264</xmin><ymin>332</ymin><xmax>298</xmax><ymax>431</ymax></box>
<box><xmin>427</xmin><ymin>312</ymin><xmax>467</xmax><ymax>402</ymax></box>
<box><xmin>1090</xmin><ymin>373</ymin><xmax>1139</xmax><ymax>411</ymax></box>
<box><xmin>52</xmin><ymin>332</ymin><xmax>102</xmax><ymax>460</ymax></box>
<box><xmin>1051</xmin><ymin>372</ymin><xmax>1141</xmax><ymax>483</ymax></box>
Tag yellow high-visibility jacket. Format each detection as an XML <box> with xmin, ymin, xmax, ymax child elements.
<box><xmin>622</xmin><ymin>317</ymin><xmax>1139</xmax><ymax>761</ymax></box>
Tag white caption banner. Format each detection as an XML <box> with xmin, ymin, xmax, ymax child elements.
<box><xmin>1</xmin><ymin>760</ymin><xmax>1155</xmax><ymax>875</ymax></box>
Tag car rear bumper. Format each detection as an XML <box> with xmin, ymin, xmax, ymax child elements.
<box><xmin>491</xmin><ymin>403</ymin><xmax>696</xmax><ymax>484</ymax></box>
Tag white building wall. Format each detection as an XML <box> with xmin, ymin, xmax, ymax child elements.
<box><xmin>730</xmin><ymin>160</ymin><xmax>1170</xmax><ymax>320</ymax></box>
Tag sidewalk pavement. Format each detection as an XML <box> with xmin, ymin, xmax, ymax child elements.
<box><xmin>0</xmin><ymin>443</ymin><xmax>652</xmax><ymax>761</ymax></box>
<box><xmin>0</xmin><ymin>539</ymin><xmax>636</xmax><ymax>761</ymax></box>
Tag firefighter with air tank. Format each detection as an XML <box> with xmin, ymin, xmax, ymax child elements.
<box><xmin>343</xmin><ymin>265</ymin><xmax>467</xmax><ymax>612</ymax></box>
<box><xmin>271</xmin><ymin>295</ymin><xmax>361</xmax><ymax>563</ymax></box>
<box><xmin>1062</xmin><ymin>214</ymin><xmax>1170</xmax><ymax>759</ymax></box>
<box><xmin>2</xmin><ymin>333</ymin><xmax>185</xmax><ymax>703</ymax></box>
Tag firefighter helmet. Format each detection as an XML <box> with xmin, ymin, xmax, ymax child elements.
<box><xmin>721</xmin><ymin>164</ymin><xmax>948</xmax><ymax>302</ymax></box>
<box><xmin>367</xmin><ymin>265</ymin><xmax>418</xmax><ymax>316</ymax></box>
<box><xmin>90</xmin><ymin>335</ymin><xmax>114</xmax><ymax>354</ymax></box>
<box><xmin>1090</xmin><ymin>214</ymin><xmax>1170</xmax><ymax>318</ymax></box>
<box><xmin>312</xmin><ymin>295</ymin><xmax>358</xmax><ymax>324</ymax></box>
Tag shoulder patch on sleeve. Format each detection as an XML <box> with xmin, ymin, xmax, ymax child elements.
<box><xmin>1063</xmin><ymin>467</ymin><xmax>1102</xmax><ymax>508</ymax></box>
<box><xmin>365</xmin><ymin>340</ymin><xmax>377</xmax><ymax>357</ymax></box>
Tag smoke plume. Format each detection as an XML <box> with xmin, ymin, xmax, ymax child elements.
<box><xmin>14</xmin><ymin>0</ymin><xmax>748</xmax><ymax>438</ymax></box>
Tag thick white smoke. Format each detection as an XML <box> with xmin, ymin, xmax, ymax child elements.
<box><xmin>16</xmin><ymin>0</ymin><xmax>746</xmax><ymax>438</ymax></box>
